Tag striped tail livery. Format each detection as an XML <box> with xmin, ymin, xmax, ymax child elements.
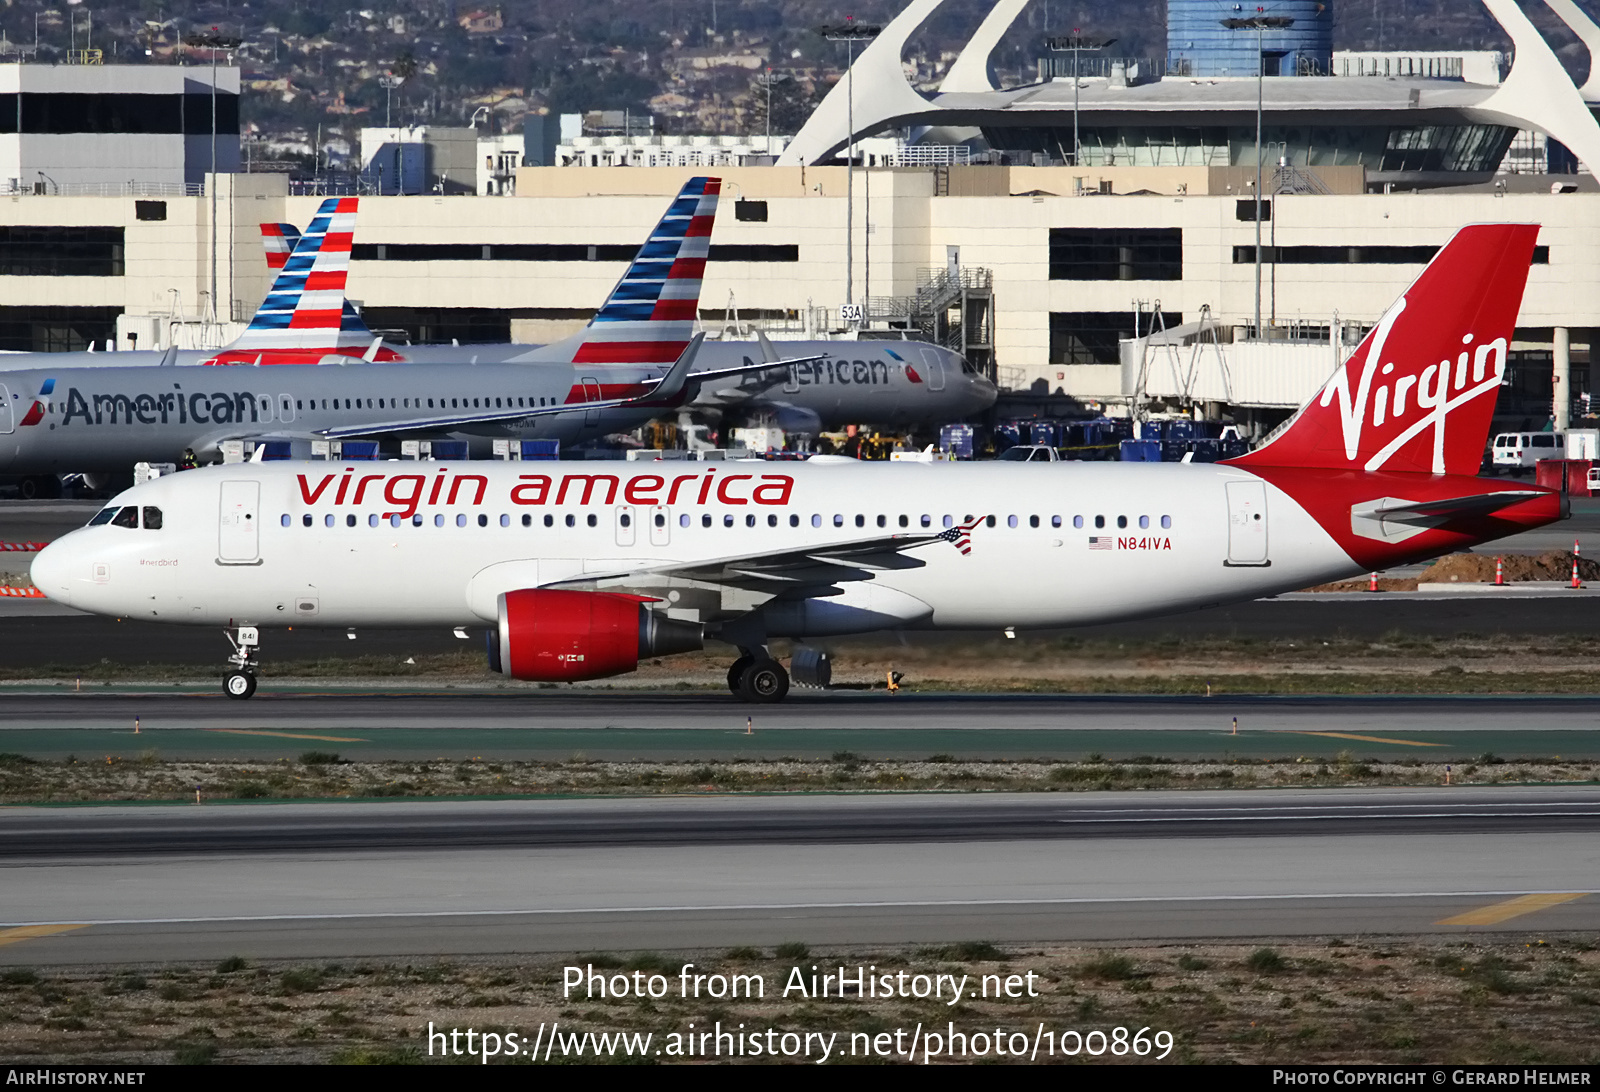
<box><xmin>560</xmin><ymin>176</ymin><xmax>720</xmax><ymax>367</ymax></box>
<box><xmin>208</xmin><ymin>198</ymin><xmax>400</xmax><ymax>365</ymax></box>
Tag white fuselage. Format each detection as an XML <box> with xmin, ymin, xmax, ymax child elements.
<box><xmin>31</xmin><ymin>460</ymin><xmax>1363</xmax><ymax>635</ymax></box>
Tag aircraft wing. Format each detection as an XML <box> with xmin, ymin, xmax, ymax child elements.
<box><xmin>544</xmin><ymin>523</ymin><xmax>975</xmax><ymax>597</ymax></box>
<box><xmin>682</xmin><ymin>332</ymin><xmax>823</xmax><ymax>401</ymax></box>
<box><xmin>316</xmin><ymin>335</ymin><xmax>706</xmax><ymax>439</ymax></box>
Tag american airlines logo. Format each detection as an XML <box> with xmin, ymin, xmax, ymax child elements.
<box><xmin>1317</xmin><ymin>297</ymin><xmax>1508</xmax><ymax>474</ymax></box>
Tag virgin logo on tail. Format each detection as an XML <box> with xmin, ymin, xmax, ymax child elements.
<box><xmin>1320</xmin><ymin>299</ymin><xmax>1508</xmax><ymax>473</ymax></box>
<box><xmin>1232</xmin><ymin>223</ymin><xmax>1538</xmax><ymax>478</ymax></box>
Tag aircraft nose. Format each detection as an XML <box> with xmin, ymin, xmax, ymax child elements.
<box><xmin>29</xmin><ymin>538</ymin><xmax>78</xmax><ymax>606</ymax></box>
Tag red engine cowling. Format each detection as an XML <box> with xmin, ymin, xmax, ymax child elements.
<box><xmin>489</xmin><ymin>589</ymin><xmax>703</xmax><ymax>682</ymax></box>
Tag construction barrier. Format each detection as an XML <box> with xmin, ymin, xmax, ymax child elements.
<box><xmin>0</xmin><ymin>586</ymin><xmax>46</xmax><ymax>597</ymax></box>
<box><xmin>0</xmin><ymin>542</ymin><xmax>47</xmax><ymax>552</ymax></box>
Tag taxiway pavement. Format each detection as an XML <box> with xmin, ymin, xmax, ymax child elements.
<box><xmin>1</xmin><ymin>691</ymin><xmax>1599</xmax><ymax>759</ymax></box>
<box><xmin>0</xmin><ymin>788</ymin><xmax>1595</xmax><ymax>963</ymax></box>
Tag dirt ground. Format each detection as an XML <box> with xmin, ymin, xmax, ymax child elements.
<box><xmin>0</xmin><ymin>754</ymin><xmax>1593</xmax><ymax>805</ymax></box>
<box><xmin>2</xmin><ymin>938</ymin><xmax>1596</xmax><ymax>1064</ymax></box>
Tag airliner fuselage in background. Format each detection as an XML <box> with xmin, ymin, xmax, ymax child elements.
<box><xmin>0</xmin><ymin>190</ymin><xmax>993</xmax><ymax>435</ymax></box>
<box><xmin>30</xmin><ymin>225</ymin><xmax>1567</xmax><ymax>701</ymax></box>
<box><xmin>0</xmin><ymin>340</ymin><xmax>987</xmax><ymax>474</ymax></box>
<box><xmin>0</xmin><ymin>362</ymin><xmax>650</xmax><ymax>471</ymax></box>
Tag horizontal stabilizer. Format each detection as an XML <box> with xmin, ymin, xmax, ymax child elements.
<box><xmin>1369</xmin><ymin>490</ymin><xmax>1547</xmax><ymax>521</ymax></box>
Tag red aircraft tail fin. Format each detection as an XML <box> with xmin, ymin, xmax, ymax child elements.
<box><xmin>1230</xmin><ymin>223</ymin><xmax>1539</xmax><ymax>476</ymax></box>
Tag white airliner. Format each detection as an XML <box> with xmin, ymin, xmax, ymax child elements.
<box><xmin>30</xmin><ymin>224</ymin><xmax>1563</xmax><ymax>701</ymax></box>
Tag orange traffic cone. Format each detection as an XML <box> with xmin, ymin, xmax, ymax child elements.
<box><xmin>1368</xmin><ymin>572</ymin><xmax>1379</xmax><ymax>592</ymax></box>
<box><xmin>1573</xmin><ymin>539</ymin><xmax>1584</xmax><ymax>589</ymax></box>
<box><xmin>1494</xmin><ymin>557</ymin><xmax>1504</xmax><ymax>586</ymax></box>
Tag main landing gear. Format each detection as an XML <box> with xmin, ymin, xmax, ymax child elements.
<box><xmin>726</xmin><ymin>650</ymin><xmax>789</xmax><ymax>704</ymax></box>
<box><xmin>223</xmin><ymin>626</ymin><xmax>260</xmax><ymax>700</ymax></box>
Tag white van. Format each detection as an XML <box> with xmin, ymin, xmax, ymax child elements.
<box><xmin>1492</xmin><ymin>431</ymin><xmax>1564</xmax><ymax>473</ymax></box>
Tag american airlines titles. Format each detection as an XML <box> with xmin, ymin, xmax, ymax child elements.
<box><xmin>747</xmin><ymin>357</ymin><xmax>901</xmax><ymax>387</ymax></box>
<box><xmin>45</xmin><ymin>386</ymin><xmax>271</xmax><ymax>427</ymax></box>
<box><xmin>296</xmin><ymin>468</ymin><xmax>796</xmax><ymax>520</ymax></box>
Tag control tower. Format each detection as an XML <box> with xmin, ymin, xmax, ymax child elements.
<box><xmin>1166</xmin><ymin>0</ymin><xmax>1334</xmax><ymax>77</ymax></box>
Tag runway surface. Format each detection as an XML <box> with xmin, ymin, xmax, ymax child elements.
<box><xmin>1</xmin><ymin>788</ymin><xmax>1597</xmax><ymax>964</ymax></box>
<box><xmin>3</xmin><ymin>691</ymin><xmax>1600</xmax><ymax>759</ymax></box>
<box><xmin>11</xmin><ymin>594</ymin><xmax>1600</xmax><ymax>671</ymax></box>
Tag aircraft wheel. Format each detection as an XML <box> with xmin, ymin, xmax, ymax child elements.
<box><xmin>739</xmin><ymin>659</ymin><xmax>789</xmax><ymax>704</ymax></box>
<box><xmin>223</xmin><ymin>671</ymin><xmax>257</xmax><ymax>700</ymax></box>
<box><xmin>726</xmin><ymin>655</ymin><xmax>754</xmax><ymax>695</ymax></box>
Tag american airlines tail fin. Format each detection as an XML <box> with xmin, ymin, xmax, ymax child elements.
<box><xmin>262</xmin><ymin>222</ymin><xmax>299</xmax><ymax>270</ymax></box>
<box><xmin>1230</xmin><ymin>223</ymin><xmax>1538</xmax><ymax>477</ymax></box>
<box><xmin>210</xmin><ymin>198</ymin><xmax>394</xmax><ymax>365</ymax></box>
<box><xmin>260</xmin><ymin>221</ymin><xmax>376</xmax><ymax>340</ymax></box>
<box><xmin>539</xmin><ymin>176</ymin><xmax>721</xmax><ymax>366</ymax></box>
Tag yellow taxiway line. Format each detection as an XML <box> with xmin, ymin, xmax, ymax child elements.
<box><xmin>0</xmin><ymin>923</ymin><xmax>88</xmax><ymax>947</ymax></box>
<box><xmin>1284</xmin><ymin>731</ymin><xmax>1445</xmax><ymax>747</ymax></box>
<box><xmin>206</xmin><ymin>729</ymin><xmax>369</xmax><ymax>742</ymax></box>
<box><xmin>1437</xmin><ymin>892</ymin><xmax>1588</xmax><ymax>926</ymax></box>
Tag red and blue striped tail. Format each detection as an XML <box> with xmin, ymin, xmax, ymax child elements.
<box><xmin>212</xmin><ymin>198</ymin><xmax>397</xmax><ymax>364</ymax></box>
<box><xmin>570</xmin><ymin>176</ymin><xmax>720</xmax><ymax>366</ymax></box>
<box><xmin>261</xmin><ymin>222</ymin><xmax>298</xmax><ymax>270</ymax></box>
<box><xmin>258</xmin><ymin>221</ymin><xmax>376</xmax><ymax>338</ymax></box>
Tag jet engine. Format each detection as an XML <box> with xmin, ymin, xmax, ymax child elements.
<box><xmin>487</xmin><ymin>589</ymin><xmax>703</xmax><ymax>682</ymax></box>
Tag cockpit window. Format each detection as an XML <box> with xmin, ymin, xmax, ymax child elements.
<box><xmin>88</xmin><ymin>507</ymin><xmax>117</xmax><ymax>527</ymax></box>
<box><xmin>142</xmin><ymin>506</ymin><xmax>163</xmax><ymax>530</ymax></box>
<box><xmin>110</xmin><ymin>506</ymin><xmax>139</xmax><ymax>529</ymax></box>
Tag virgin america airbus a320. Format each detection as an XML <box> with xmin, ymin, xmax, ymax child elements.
<box><xmin>30</xmin><ymin>224</ymin><xmax>1563</xmax><ymax>701</ymax></box>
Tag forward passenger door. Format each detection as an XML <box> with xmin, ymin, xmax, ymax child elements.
<box><xmin>218</xmin><ymin>480</ymin><xmax>261</xmax><ymax>565</ymax></box>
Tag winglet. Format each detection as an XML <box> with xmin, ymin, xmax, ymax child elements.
<box><xmin>158</xmin><ymin>344</ymin><xmax>178</xmax><ymax>367</ymax></box>
<box><xmin>755</xmin><ymin>330</ymin><xmax>781</xmax><ymax>364</ymax></box>
<box><xmin>642</xmin><ymin>332</ymin><xmax>706</xmax><ymax>404</ymax></box>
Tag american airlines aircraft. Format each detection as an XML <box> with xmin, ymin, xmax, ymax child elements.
<box><xmin>30</xmin><ymin>224</ymin><xmax>1558</xmax><ymax>702</ymax></box>
<box><xmin>0</xmin><ymin>182</ymin><xmax>989</xmax><ymax>481</ymax></box>
<box><xmin>254</xmin><ymin>210</ymin><xmax>997</xmax><ymax>435</ymax></box>
<box><xmin>0</xmin><ymin>196</ymin><xmax>992</xmax><ymax>436</ymax></box>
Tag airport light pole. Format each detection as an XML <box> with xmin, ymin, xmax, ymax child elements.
<box><xmin>1221</xmin><ymin>11</ymin><xmax>1292</xmax><ymax>339</ymax></box>
<box><xmin>379</xmin><ymin>72</ymin><xmax>405</xmax><ymax>129</ymax></box>
<box><xmin>819</xmin><ymin>19</ymin><xmax>881</xmax><ymax>320</ymax></box>
<box><xmin>1047</xmin><ymin>32</ymin><xmax>1115</xmax><ymax>166</ymax></box>
<box><xmin>184</xmin><ymin>31</ymin><xmax>242</xmax><ymax>326</ymax></box>
<box><xmin>755</xmin><ymin>67</ymin><xmax>789</xmax><ymax>154</ymax></box>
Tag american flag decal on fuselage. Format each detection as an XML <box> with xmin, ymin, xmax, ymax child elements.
<box><xmin>1088</xmin><ymin>537</ymin><xmax>1113</xmax><ymax>550</ymax></box>
<box><xmin>937</xmin><ymin>516</ymin><xmax>985</xmax><ymax>556</ymax></box>
<box><xmin>570</xmin><ymin>177</ymin><xmax>720</xmax><ymax>367</ymax></box>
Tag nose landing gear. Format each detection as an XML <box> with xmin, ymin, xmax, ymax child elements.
<box><xmin>223</xmin><ymin>626</ymin><xmax>260</xmax><ymax>700</ymax></box>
